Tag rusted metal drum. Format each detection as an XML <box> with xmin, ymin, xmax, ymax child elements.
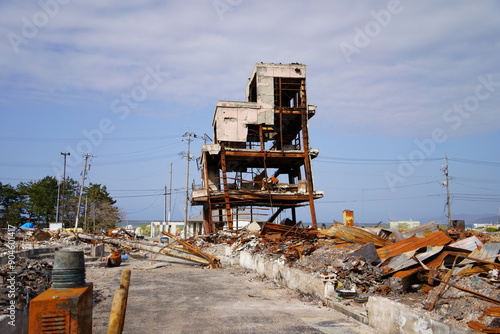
<box><xmin>52</xmin><ymin>250</ymin><xmax>86</xmax><ymax>289</ymax></box>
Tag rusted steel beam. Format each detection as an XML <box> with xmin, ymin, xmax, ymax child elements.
<box><xmin>224</xmin><ymin>150</ymin><xmax>307</xmax><ymax>159</ymax></box>
<box><xmin>260</xmin><ymin>221</ymin><xmax>317</xmax><ymax>238</ymax></box>
<box><xmin>77</xmin><ymin>233</ymin><xmax>216</xmax><ymax>267</ymax></box>
<box><xmin>468</xmin><ymin>321</ymin><xmax>500</xmax><ymax>333</ymax></box>
<box><xmin>300</xmin><ymin>111</ymin><xmax>317</xmax><ymax>229</ymax></box>
<box><xmin>433</xmin><ymin>276</ymin><xmax>500</xmax><ymax>305</ymax></box>
<box><xmin>161</xmin><ymin>231</ymin><xmax>221</xmax><ymax>268</ymax></box>
<box><xmin>220</xmin><ymin>144</ymin><xmax>234</xmax><ymax>230</ymax></box>
<box><xmin>426</xmin><ymin>269</ymin><xmax>453</xmax><ymax>311</ymax></box>
<box><xmin>266</xmin><ymin>207</ymin><xmax>285</xmax><ymax>223</ymax></box>
<box><xmin>483</xmin><ymin>306</ymin><xmax>500</xmax><ymax>317</ymax></box>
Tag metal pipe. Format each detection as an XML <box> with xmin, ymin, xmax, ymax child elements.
<box><xmin>77</xmin><ymin>233</ymin><xmax>213</xmax><ymax>266</ymax></box>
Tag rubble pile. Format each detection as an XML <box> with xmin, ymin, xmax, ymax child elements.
<box><xmin>198</xmin><ymin>221</ymin><xmax>500</xmax><ymax>331</ymax></box>
<box><xmin>0</xmin><ymin>257</ymin><xmax>52</xmax><ymax>312</ymax></box>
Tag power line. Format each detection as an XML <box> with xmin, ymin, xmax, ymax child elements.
<box><xmin>0</xmin><ymin>134</ymin><xmax>183</xmax><ymax>142</ymax></box>
<box><xmin>316</xmin><ymin>156</ymin><xmax>442</xmax><ymax>165</ymax></box>
<box><xmin>453</xmin><ymin>158</ymin><xmax>500</xmax><ymax>167</ymax></box>
<box><xmin>318</xmin><ymin>193</ymin><xmax>443</xmax><ymax>204</ymax></box>
<box><xmin>453</xmin><ymin>181</ymin><xmax>499</xmax><ymax>191</ymax></box>
<box><xmin>332</xmin><ymin>180</ymin><xmax>440</xmax><ymax>191</ymax></box>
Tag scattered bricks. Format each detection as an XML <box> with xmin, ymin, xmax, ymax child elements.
<box><xmin>0</xmin><ymin>257</ymin><xmax>52</xmax><ymax>312</ymax></box>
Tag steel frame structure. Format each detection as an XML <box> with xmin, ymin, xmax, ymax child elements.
<box><xmin>191</xmin><ymin>63</ymin><xmax>323</xmax><ymax>233</ymax></box>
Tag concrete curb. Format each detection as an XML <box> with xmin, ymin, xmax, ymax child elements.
<box><xmin>237</xmin><ymin>251</ymin><xmax>472</xmax><ymax>334</ymax></box>
<box><xmin>0</xmin><ymin>247</ymin><xmax>58</xmax><ymax>265</ymax></box>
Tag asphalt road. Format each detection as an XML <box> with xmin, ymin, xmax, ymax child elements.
<box><xmin>89</xmin><ymin>257</ymin><xmax>378</xmax><ymax>334</ymax></box>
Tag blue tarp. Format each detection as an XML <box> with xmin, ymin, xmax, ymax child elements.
<box><xmin>20</xmin><ymin>223</ymin><xmax>35</xmax><ymax>229</ymax></box>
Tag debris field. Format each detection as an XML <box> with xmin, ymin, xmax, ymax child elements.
<box><xmin>3</xmin><ymin>221</ymin><xmax>500</xmax><ymax>333</ymax></box>
<box><xmin>195</xmin><ymin>221</ymin><xmax>500</xmax><ymax>332</ymax></box>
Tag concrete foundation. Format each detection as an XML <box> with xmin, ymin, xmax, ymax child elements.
<box><xmin>367</xmin><ymin>297</ymin><xmax>470</xmax><ymax>334</ymax></box>
<box><xmin>0</xmin><ymin>247</ymin><xmax>57</xmax><ymax>265</ymax></box>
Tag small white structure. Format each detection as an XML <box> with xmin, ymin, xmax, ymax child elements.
<box><xmin>49</xmin><ymin>223</ymin><xmax>63</xmax><ymax>231</ymax></box>
<box><xmin>150</xmin><ymin>221</ymin><xmax>184</xmax><ymax>237</ymax></box>
<box><xmin>389</xmin><ymin>221</ymin><xmax>421</xmax><ymax>230</ymax></box>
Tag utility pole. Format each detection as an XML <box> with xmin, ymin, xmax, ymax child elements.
<box><xmin>442</xmin><ymin>156</ymin><xmax>452</xmax><ymax>228</ymax></box>
<box><xmin>84</xmin><ymin>195</ymin><xmax>88</xmax><ymax>231</ymax></box>
<box><xmin>168</xmin><ymin>162</ymin><xmax>173</xmax><ymax>225</ymax></box>
<box><xmin>163</xmin><ymin>185</ymin><xmax>167</xmax><ymax>223</ymax></box>
<box><xmin>182</xmin><ymin>132</ymin><xmax>193</xmax><ymax>239</ymax></box>
<box><xmin>55</xmin><ymin>177</ymin><xmax>61</xmax><ymax>223</ymax></box>
<box><xmin>75</xmin><ymin>153</ymin><xmax>92</xmax><ymax>230</ymax></box>
<box><xmin>60</xmin><ymin>152</ymin><xmax>70</xmax><ymax>227</ymax></box>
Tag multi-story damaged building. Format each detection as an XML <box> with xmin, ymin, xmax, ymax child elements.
<box><xmin>191</xmin><ymin>63</ymin><xmax>323</xmax><ymax>234</ymax></box>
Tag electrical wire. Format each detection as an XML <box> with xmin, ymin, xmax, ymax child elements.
<box><xmin>318</xmin><ymin>193</ymin><xmax>443</xmax><ymax>204</ymax></box>
<box><xmin>453</xmin><ymin>158</ymin><xmax>500</xmax><ymax>167</ymax></box>
<box><xmin>316</xmin><ymin>156</ymin><xmax>442</xmax><ymax>165</ymax></box>
<box><xmin>0</xmin><ymin>134</ymin><xmax>183</xmax><ymax>143</ymax></box>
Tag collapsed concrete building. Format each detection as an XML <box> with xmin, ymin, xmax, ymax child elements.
<box><xmin>192</xmin><ymin>63</ymin><xmax>323</xmax><ymax>234</ymax></box>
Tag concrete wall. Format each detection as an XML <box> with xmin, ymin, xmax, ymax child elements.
<box><xmin>239</xmin><ymin>251</ymin><xmax>325</xmax><ymax>300</ymax></box>
<box><xmin>367</xmin><ymin>297</ymin><xmax>469</xmax><ymax>334</ymax></box>
<box><xmin>0</xmin><ymin>247</ymin><xmax>57</xmax><ymax>265</ymax></box>
<box><xmin>213</xmin><ymin>101</ymin><xmax>272</xmax><ymax>142</ymax></box>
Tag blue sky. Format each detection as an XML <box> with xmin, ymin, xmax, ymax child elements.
<box><xmin>1</xmin><ymin>0</ymin><xmax>499</xmax><ymax>224</ymax></box>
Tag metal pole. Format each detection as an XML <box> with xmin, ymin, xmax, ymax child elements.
<box><xmin>184</xmin><ymin>133</ymin><xmax>191</xmax><ymax>239</ymax></box>
<box><xmin>168</xmin><ymin>163</ymin><xmax>173</xmax><ymax>224</ymax></box>
<box><xmin>75</xmin><ymin>153</ymin><xmax>91</xmax><ymax>230</ymax></box>
<box><xmin>84</xmin><ymin>195</ymin><xmax>88</xmax><ymax>231</ymax></box>
<box><xmin>55</xmin><ymin>178</ymin><xmax>61</xmax><ymax>222</ymax></box>
<box><xmin>444</xmin><ymin>156</ymin><xmax>452</xmax><ymax>227</ymax></box>
<box><xmin>60</xmin><ymin>152</ymin><xmax>70</xmax><ymax>227</ymax></box>
<box><xmin>163</xmin><ymin>185</ymin><xmax>167</xmax><ymax>234</ymax></box>
<box><xmin>164</xmin><ymin>185</ymin><xmax>167</xmax><ymax>223</ymax></box>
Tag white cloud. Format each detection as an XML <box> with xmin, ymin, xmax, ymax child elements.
<box><xmin>1</xmin><ymin>0</ymin><xmax>499</xmax><ymax>137</ymax></box>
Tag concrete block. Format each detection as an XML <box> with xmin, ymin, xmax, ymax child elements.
<box><xmin>367</xmin><ymin>296</ymin><xmax>469</xmax><ymax>334</ymax></box>
<box><xmin>90</xmin><ymin>244</ymin><xmax>105</xmax><ymax>257</ymax></box>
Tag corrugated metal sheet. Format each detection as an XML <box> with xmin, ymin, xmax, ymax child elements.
<box><xmin>459</xmin><ymin>242</ymin><xmax>500</xmax><ymax>265</ymax></box>
<box><xmin>377</xmin><ymin>231</ymin><xmax>452</xmax><ymax>260</ymax></box>
<box><xmin>449</xmin><ymin>236</ymin><xmax>483</xmax><ymax>252</ymax></box>
<box><xmin>386</xmin><ymin>246</ymin><xmax>444</xmax><ymax>272</ymax></box>
<box><xmin>400</xmin><ymin>221</ymin><xmax>438</xmax><ymax>239</ymax></box>
<box><xmin>318</xmin><ymin>224</ymin><xmax>391</xmax><ymax>247</ymax></box>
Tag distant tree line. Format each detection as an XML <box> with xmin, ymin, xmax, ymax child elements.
<box><xmin>0</xmin><ymin>176</ymin><xmax>123</xmax><ymax>230</ymax></box>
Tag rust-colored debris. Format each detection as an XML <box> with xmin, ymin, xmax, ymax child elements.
<box><xmin>318</xmin><ymin>223</ymin><xmax>391</xmax><ymax>247</ymax></box>
<box><xmin>77</xmin><ymin>233</ymin><xmax>221</xmax><ymax>268</ymax></box>
<box><xmin>107</xmin><ymin>249</ymin><xmax>122</xmax><ymax>267</ymax></box>
<box><xmin>161</xmin><ymin>231</ymin><xmax>221</xmax><ymax>268</ymax></box>
<box><xmin>484</xmin><ymin>306</ymin><xmax>500</xmax><ymax>317</ymax></box>
<box><xmin>376</xmin><ymin>231</ymin><xmax>452</xmax><ymax>260</ymax></box>
<box><xmin>260</xmin><ymin>221</ymin><xmax>318</xmax><ymax>239</ymax></box>
<box><xmin>226</xmin><ymin>221</ymin><xmax>500</xmax><ymax>330</ymax></box>
<box><xmin>468</xmin><ymin>321</ymin><xmax>500</xmax><ymax>333</ymax></box>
